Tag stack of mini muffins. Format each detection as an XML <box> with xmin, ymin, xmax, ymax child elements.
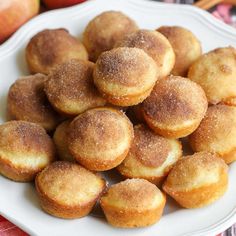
<box><xmin>0</xmin><ymin>10</ymin><xmax>235</xmax><ymax>228</ymax></box>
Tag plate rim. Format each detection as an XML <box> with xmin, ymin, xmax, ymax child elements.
<box><xmin>0</xmin><ymin>0</ymin><xmax>236</xmax><ymax>57</ymax></box>
<box><xmin>0</xmin><ymin>0</ymin><xmax>236</xmax><ymax>235</ymax></box>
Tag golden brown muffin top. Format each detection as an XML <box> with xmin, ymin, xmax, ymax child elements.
<box><xmin>26</xmin><ymin>28</ymin><xmax>88</xmax><ymax>74</ymax></box>
<box><xmin>7</xmin><ymin>74</ymin><xmax>59</xmax><ymax>131</ymax></box>
<box><xmin>202</xmin><ymin>47</ymin><xmax>236</xmax><ymax>68</ymax></box>
<box><xmin>164</xmin><ymin>152</ymin><xmax>228</xmax><ymax>191</ymax></box>
<box><xmin>157</xmin><ymin>26</ymin><xmax>202</xmax><ymax>76</ymax></box>
<box><xmin>94</xmin><ymin>47</ymin><xmax>158</xmax><ymax>96</ymax></box>
<box><xmin>142</xmin><ymin>75</ymin><xmax>207</xmax><ymax>125</ymax></box>
<box><xmin>189</xmin><ymin>105</ymin><xmax>236</xmax><ymax>154</ymax></box>
<box><xmin>0</xmin><ymin>121</ymin><xmax>55</xmax><ymax>169</ymax></box>
<box><xmin>0</xmin><ymin>120</ymin><xmax>54</xmax><ymax>154</ymax></box>
<box><xmin>115</xmin><ymin>29</ymin><xmax>174</xmax><ymax>69</ymax></box>
<box><xmin>83</xmin><ymin>11</ymin><xmax>138</xmax><ymax>61</ymax></box>
<box><xmin>95</xmin><ymin>47</ymin><xmax>156</xmax><ymax>87</ymax></box>
<box><xmin>36</xmin><ymin>161</ymin><xmax>105</xmax><ymax>206</ymax></box>
<box><xmin>188</xmin><ymin>47</ymin><xmax>236</xmax><ymax>105</ymax></box>
<box><xmin>130</xmin><ymin>124</ymin><xmax>171</xmax><ymax>168</ymax></box>
<box><xmin>101</xmin><ymin>178</ymin><xmax>163</xmax><ymax>210</ymax></box>
<box><xmin>68</xmin><ymin>107</ymin><xmax>133</xmax><ymax>157</ymax></box>
<box><xmin>45</xmin><ymin>59</ymin><xmax>105</xmax><ymax>115</ymax></box>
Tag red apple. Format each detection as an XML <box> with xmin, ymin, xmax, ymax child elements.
<box><xmin>0</xmin><ymin>0</ymin><xmax>39</xmax><ymax>43</ymax></box>
<box><xmin>42</xmin><ymin>0</ymin><xmax>87</xmax><ymax>9</ymax></box>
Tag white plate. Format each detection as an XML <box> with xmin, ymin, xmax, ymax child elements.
<box><xmin>0</xmin><ymin>0</ymin><xmax>236</xmax><ymax>235</ymax></box>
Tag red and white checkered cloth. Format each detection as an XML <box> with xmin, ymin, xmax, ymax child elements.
<box><xmin>0</xmin><ymin>216</ymin><xmax>27</xmax><ymax>236</ymax></box>
<box><xmin>0</xmin><ymin>213</ymin><xmax>234</xmax><ymax>236</ymax></box>
<box><xmin>0</xmin><ymin>1</ymin><xmax>235</xmax><ymax>236</ymax></box>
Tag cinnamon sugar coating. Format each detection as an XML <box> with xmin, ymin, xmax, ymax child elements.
<box><xmin>157</xmin><ymin>26</ymin><xmax>202</xmax><ymax>76</ymax></box>
<box><xmin>142</xmin><ymin>75</ymin><xmax>207</xmax><ymax>138</ymax></box>
<box><xmin>7</xmin><ymin>73</ymin><xmax>60</xmax><ymax>131</ymax></box>
<box><xmin>68</xmin><ymin>107</ymin><xmax>134</xmax><ymax>171</ymax></box>
<box><xmin>26</xmin><ymin>28</ymin><xmax>88</xmax><ymax>74</ymax></box>
<box><xmin>115</xmin><ymin>29</ymin><xmax>175</xmax><ymax>77</ymax></box>
<box><xmin>94</xmin><ymin>47</ymin><xmax>159</xmax><ymax>106</ymax></box>
<box><xmin>83</xmin><ymin>11</ymin><xmax>138</xmax><ymax>62</ymax></box>
<box><xmin>45</xmin><ymin>59</ymin><xmax>106</xmax><ymax>116</ymax></box>
<box><xmin>35</xmin><ymin>161</ymin><xmax>106</xmax><ymax>219</ymax></box>
<box><xmin>0</xmin><ymin>121</ymin><xmax>55</xmax><ymax>182</ymax></box>
<box><xmin>189</xmin><ymin>105</ymin><xmax>236</xmax><ymax>164</ymax></box>
<box><xmin>117</xmin><ymin>124</ymin><xmax>182</xmax><ymax>184</ymax></box>
<box><xmin>163</xmin><ymin>152</ymin><xmax>228</xmax><ymax>208</ymax></box>
<box><xmin>100</xmin><ymin>178</ymin><xmax>166</xmax><ymax>228</ymax></box>
<box><xmin>188</xmin><ymin>47</ymin><xmax>236</xmax><ymax>105</ymax></box>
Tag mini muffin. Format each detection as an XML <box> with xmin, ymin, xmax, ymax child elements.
<box><xmin>117</xmin><ymin>124</ymin><xmax>182</xmax><ymax>184</ymax></box>
<box><xmin>35</xmin><ymin>161</ymin><xmax>106</xmax><ymax>219</ymax></box>
<box><xmin>100</xmin><ymin>178</ymin><xmax>166</xmax><ymax>228</ymax></box>
<box><xmin>188</xmin><ymin>47</ymin><xmax>236</xmax><ymax>105</ymax></box>
<box><xmin>7</xmin><ymin>73</ymin><xmax>60</xmax><ymax>131</ymax></box>
<box><xmin>93</xmin><ymin>47</ymin><xmax>159</xmax><ymax>106</ymax></box>
<box><xmin>157</xmin><ymin>26</ymin><xmax>202</xmax><ymax>76</ymax></box>
<box><xmin>53</xmin><ymin>120</ymin><xmax>74</xmax><ymax>162</ymax></box>
<box><xmin>83</xmin><ymin>11</ymin><xmax>138</xmax><ymax>61</ymax></box>
<box><xmin>0</xmin><ymin>121</ymin><xmax>55</xmax><ymax>182</ymax></box>
<box><xmin>45</xmin><ymin>59</ymin><xmax>106</xmax><ymax>116</ymax></box>
<box><xmin>142</xmin><ymin>75</ymin><xmax>208</xmax><ymax>138</ymax></box>
<box><xmin>68</xmin><ymin>107</ymin><xmax>134</xmax><ymax>171</ymax></box>
<box><xmin>115</xmin><ymin>29</ymin><xmax>175</xmax><ymax>78</ymax></box>
<box><xmin>26</xmin><ymin>28</ymin><xmax>88</xmax><ymax>74</ymax></box>
<box><xmin>189</xmin><ymin>105</ymin><xmax>236</xmax><ymax>164</ymax></box>
<box><xmin>163</xmin><ymin>152</ymin><xmax>228</xmax><ymax>208</ymax></box>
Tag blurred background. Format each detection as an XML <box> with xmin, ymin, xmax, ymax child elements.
<box><xmin>156</xmin><ymin>0</ymin><xmax>236</xmax><ymax>28</ymax></box>
<box><xmin>0</xmin><ymin>1</ymin><xmax>235</xmax><ymax>236</ymax></box>
<box><xmin>0</xmin><ymin>0</ymin><xmax>235</xmax><ymax>45</ymax></box>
